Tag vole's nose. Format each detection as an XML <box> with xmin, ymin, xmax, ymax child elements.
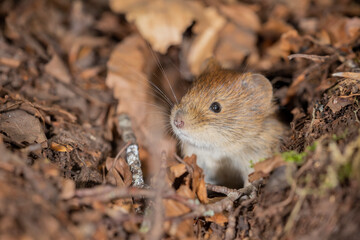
<box><xmin>174</xmin><ymin>110</ymin><xmax>184</xmax><ymax>129</ymax></box>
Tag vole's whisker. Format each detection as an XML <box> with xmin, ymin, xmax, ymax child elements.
<box><xmin>110</xmin><ymin>62</ymin><xmax>174</xmax><ymax>107</ymax></box>
<box><xmin>120</xmin><ymin>98</ymin><xmax>169</xmax><ymax>115</ymax></box>
<box><xmin>146</xmin><ymin>79</ymin><xmax>174</xmax><ymax>107</ymax></box>
<box><xmin>148</xmin><ymin>43</ymin><xmax>179</xmax><ymax>105</ymax></box>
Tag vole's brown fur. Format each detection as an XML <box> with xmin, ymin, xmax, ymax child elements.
<box><xmin>170</xmin><ymin>60</ymin><xmax>284</xmax><ymax>188</ymax></box>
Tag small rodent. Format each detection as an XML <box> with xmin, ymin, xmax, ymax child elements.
<box><xmin>170</xmin><ymin>59</ymin><xmax>284</xmax><ymax>189</ymax></box>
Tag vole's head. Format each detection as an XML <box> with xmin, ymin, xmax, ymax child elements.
<box><xmin>170</xmin><ymin>59</ymin><xmax>274</xmax><ymax>149</ymax></box>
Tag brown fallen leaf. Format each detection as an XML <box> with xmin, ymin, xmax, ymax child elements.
<box><xmin>205</xmin><ymin>213</ymin><xmax>229</xmax><ymax>227</ymax></box>
<box><xmin>44</xmin><ymin>54</ymin><xmax>71</xmax><ymax>84</ymax></box>
<box><xmin>163</xmin><ymin>185</ymin><xmax>195</xmax><ymax>238</ymax></box>
<box><xmin>168</xmin><ymin>163</ymin><xmax>187</xmax><ymax>180</ymax></box>
<box><xmin>184</xmin><ymin>155</ymin><xmax>208</xmax><ymax>204</ymax></box>
<box><xmin>105</xmin><ymin>157</ymin><xmax>132</xmax><ymax>187</ymax></box>
<box><xmin>320</xmin><ymin>16</ymin><xmax>360</xmax><ymax>47</ymax></box>
<box><xmin>262</xmin><ymin>19</ymin><xmax>294</xmax><ymax>39</ymax></box>
<box><xmin>248</xmin><ymin>155</ymin><xmax>286</xmax><ymax>182</ymax></box>
<box><xmin>219</xmin><ymin>3</ymin><xmax>260</xmax><ymax>31</ymax></box>
<box><xmin>186</xmin><ymin>7</ymin><xmax>226</xmax><ymax>75</ymax></box>
<box><xmin>110</xmin><ymin>0</ymin><xmax>203</xmax><ymax>54</ymax></box>
<box><xmin>214</xmin><ymin>22</ymin><xmax>258</xmax><ymax>69</ymax></box>
<box><xmin>0</xmin><ymin>109</ymin><xmax>47</xmax><ymax>146</ymax></box>
<box><xmin>326</xmin><ymin>96</ymin><xmax>354</xmax><ymax>114</ymax></box>
<box><xmin>258</xmin><ymin>29</ymin><xmax>302</xmax><ymax>70</ymax></box>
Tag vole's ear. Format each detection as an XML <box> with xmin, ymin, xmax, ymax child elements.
<box><xmin>242</xmin><ymin>73</ymin><xmax>273</xmax><ymax>109</ymax></box>
<box><xmin>200</xmin><ymin>57</ymin><xmax>222</xmax><ymax>74</ymax></box>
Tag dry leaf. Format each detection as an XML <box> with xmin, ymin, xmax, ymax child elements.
<box><xmin>321</xmin><ymin>16</ymin><xmax>360</xmax><ymax>46</ymax></box>
<box><xmin>215</xmin><ymin>22</ymin><xmax>258</xmax><ymax>69</ymax></box>
<box><xmin>326</xmin><ymin>96</ymin><xmax>354</xmax><ymax>114</ymax></box>
<box><xmin>248</xmin><ymin>155</ymin><xmax>286</xmax><ymax>182</ymax></box>
<box><xmin>205</xmin><ymin>213</ymin><xmax>229</xmax><ymax>227</ymax></box>
<box><xmin>163</xmin><ymin>184</ymin><xmax>195</xmax><ymax>238</ymax></box>
<box><xmin>168</xmin><ymin>163</ymin><xmax>187</xmax><ymax>180</ymax></box>
<box><xmin>186</xmin><ymin>7</ymin><xmax>226</xmax><ymax>75</ymax></box>
<box><xmin>44</xmin><ymin>54</ymin><xmax>71</xmax><ymax>84</ymax></box>
<box><xmin>110</xmin><ymin>0</ymin><xmax>203</xmax><ymax>54</ymax></box>
<box><xmin>0</xmin><ymin>109</ymin><xmax>47</xmax><ymax>145</ymax></box>
<box><xmin>214</xmin><ymin>3</ymin><xmax>260</xmax><ymax>68</ymax></box>
<box><xmin>105</xmin><ymin>157</ymin><xmax>132</xmax><ymax>187</ymax></box>
<box><xmin>184</xmin><ymin>155</ymin><xmax>208</xmax><ymax>204</ymax></box>
<box><xmin>109</xmin><ymin>0</ymin><xmax>144</xmax><ymax>12</ymax></box>
<box><xmin>262</xmin><ymin>19</ymin><xmax>294</xmax><ymax>39</ymax></box>
<box><xmin>219</xmin><ymin>3</ymin><xmax>260</xmax><ymax>31</ymax></box>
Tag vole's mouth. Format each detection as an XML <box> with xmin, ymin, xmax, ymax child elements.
<box><xmin>172</xmin><ymin>126</ymin><xmax>190</xmax><ymax>140</ymax></box>
<box><xmin>171</xmin><ymin>125</ymin><xmax>195</xmax><ymax>144</ymax></box>
<box><xmin>172</xmin><ymin>127</ymin><xmax>213</xmax><ymax>149</ymax></box>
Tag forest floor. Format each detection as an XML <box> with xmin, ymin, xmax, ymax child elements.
<box><xmin>0</xmin><ymin>0</ymin><xmax>360</xmax><ymax>239</ymax></box>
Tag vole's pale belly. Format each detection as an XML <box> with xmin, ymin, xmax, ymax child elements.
<box><xmin>183</xmin><ymin>143</ymin><xmax>267</xmax><ymax>188</ymax></box>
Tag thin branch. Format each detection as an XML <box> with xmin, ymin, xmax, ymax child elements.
<box><xmin>288</xmin><ymin>54</ymin><xmax>331</xmax><ymax>63</ymax></box>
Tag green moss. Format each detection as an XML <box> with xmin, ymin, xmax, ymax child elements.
<box><xmin>305</xmin><ymin>142</ymin><xmax>318</xmax><ymax>152</ymax></box>
<box><xmin>282</xmin><ymin>151</ymin><xmax>306</xmax><ymax>164</ymax></box>
<box><xmin>338</xmin><ymin>162</ymin><xmax>352</xmax><ymax>183</ymax></box>
<box><xmin>249</xmin><ymin>159</ymin><xmax>254</xmax><ymax>168</ymax></box>
<box><xmin>281</xmin><ymin>142</ymin><xmax>317</xmax><ymax>165</ymax></box>
<box><xmin>332</xmin><ymin>129</ymin><xmax>348</xmax><ymax>141</ymax></box>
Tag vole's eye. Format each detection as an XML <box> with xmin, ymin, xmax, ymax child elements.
<box><xmin>210</xmin><ymin>102</ymin><xmax>221</xmax><ymax>113</ymax></box>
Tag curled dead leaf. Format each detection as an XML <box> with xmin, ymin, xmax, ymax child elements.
<box><xmin>168</xmin><ymin>163</ymin><xmax>187</xmax><ymax>180</ymax></box>
<box><xmin>248</xmin><ymin>155</ymin><xmax>286</xmax><ymax>182</ymax></box>
<box><xmin>187</xmin><ymin>7</ymin><xmax>226</xmax><ymax>75</ymax></box>
<box><xmin>105</xmin><ymin>157</ymin><xmax>132</xmax><ymax>187</ymax></box>
<box><xmin>110</xmin><ymin>0</ymin><xmax>203</xmax><ymax>54</ymax></box>
<box><xmin>183</xmin><ymin>155</ymin><xmax>208</xmax><ymax>204</ymax></box>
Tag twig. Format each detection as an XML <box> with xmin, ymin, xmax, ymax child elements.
<box><xmin>148</xmin><ymin>151</ymin><xmax>168</xmax><ymax>240</ymax></box>
<box><xmin>168</xmin><ymin>181</ymin><xmax>261</xmax><ymax>222</ymax></box>
<box><xmin>332</xmin><ymin>72</ymin><xmax>360</xmax><ymax>80</ymax></box>
<box><xmin>305</xmin><ymin>106</ymin><xmax>316</xmax><ymax>137</ymax></box>
<box><xmin>224</xmin><ymin>205</ymin><xmax>242</xmax><ymax>240</ymax></box>
<box><xmin>118</xmin><ymin>113</ymin><xmax>145</xmax><ymax>188</ymax></box>
<box><xmin>207</xmin><ymin>180</ymin><xmax>262</xmax><ymax>196</ymax></box>
<box><xmin>284</xmin><ymin>188</ymin><xmax>306</xmax><ymax>234</ymax></box>
<box><xmin>72</xmin><ymin>186</ymin><xmax>155</xmax><ymax>205</ymax></box>
<box><xmin>339</xmin><ymin>93</ymin><xmax>360</xmax><ymax>98</ymax></box>
<box><xmin>206</xmin><ymin>184</ymin><xmax>239</xmax><ymax>195</ymax></box>
<box><xmin>288</xmin><ymin>54</ymin><xmax>331</xmax><ymax>63</ymax></box>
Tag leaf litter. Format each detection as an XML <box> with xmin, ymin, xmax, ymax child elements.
<box><xmin>0</xmin><ymin>0</ymin><xmax>360</xmax><ymax>239</ymax></box>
